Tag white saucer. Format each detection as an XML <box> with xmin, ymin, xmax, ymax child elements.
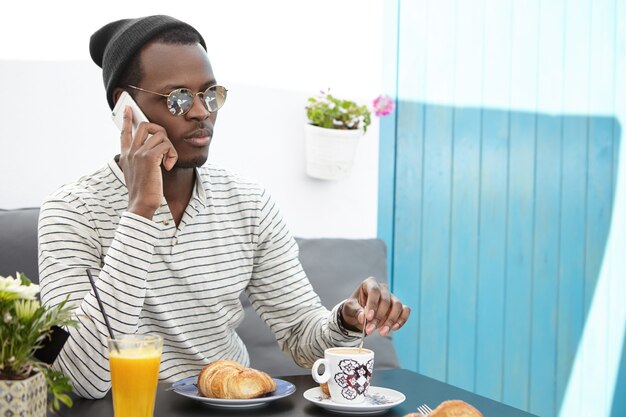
<box><xmin>303</xmin><ymin>386</ymin><xmax>406</xmax><ymax>415</ymax></box>
<box><xmin>171</xmin><ymin>376</ymin><xmax>296</xmax><ymax>408</ymax></box>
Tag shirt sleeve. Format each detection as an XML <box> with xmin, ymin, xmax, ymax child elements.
<box><xmin>38</xmin><ymin>194</ymin><xmax>160</xmax><ymax>399</ymax></box>
<box><xmin>245</xmin><ymin>189</ymin><xmax>360</xmax><ymax>368</ymax></box>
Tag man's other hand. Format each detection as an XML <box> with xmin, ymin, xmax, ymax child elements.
<box><xmin>340</xmin><ymin>277</ymin><xmax>411</xmax><ymax>337</ymax></box>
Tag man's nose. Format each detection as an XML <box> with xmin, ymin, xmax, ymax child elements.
<box><xmin>186</xmin><ymin>95</ymin><xmax>210</xmax><ymax>120</ymax></box>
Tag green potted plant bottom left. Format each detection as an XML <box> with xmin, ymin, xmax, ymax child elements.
<box><xmin>0</xmin><ymin>273</ymin><xmax>77</xmax><ymax>416</ymax></box>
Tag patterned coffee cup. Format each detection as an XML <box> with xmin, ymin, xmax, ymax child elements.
<box><xmin>311</xmin><ymin>347</ymin><xmax>374</xmax><ymax>404</ymax></box>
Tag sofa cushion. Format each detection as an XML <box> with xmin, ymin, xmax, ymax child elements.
<box><xmin>0</xmin><ymin>207</ymin><xmax>40</xmax><ymax>281</ymax></box>
<box><xmin>237</xmin><ymin>237</ymin><xmax>399</xmax><ymax>375</ymax></box>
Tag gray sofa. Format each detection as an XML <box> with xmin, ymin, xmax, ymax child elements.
<box><xmin>0</xmin><ymin>207</ymin><xmax>399</xmax><ymax>375</ymax></box>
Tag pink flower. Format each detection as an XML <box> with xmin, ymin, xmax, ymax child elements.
<box><xmin>372</xmin><ymin>95</ymin><xmax>395</xmax><ymax>117</ymax></box>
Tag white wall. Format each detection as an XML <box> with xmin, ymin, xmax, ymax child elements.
<box><xmin>0</xmin><ymin>0</ymin><xmax>384</xmax><ymax>238</ymax></box>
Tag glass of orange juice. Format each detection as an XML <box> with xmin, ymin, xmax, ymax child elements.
<box><xmin>108</xmin><ymin>334</ymin><xmax>163</xmax><ymax>417</ymax></box>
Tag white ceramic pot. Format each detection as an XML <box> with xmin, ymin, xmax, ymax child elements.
<box><xmin>304</xmin><ymin>124</ymin><xmax>363</xmax><ymax>180</ymax></box>
<box><xmin>0</xmin><ymin>371</ymin><xmax>47</xmax><ymax>417</ymax></box>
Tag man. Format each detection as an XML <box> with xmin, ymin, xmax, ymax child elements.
<box><xmin>38</xmin><ymin>15</ymin><xmax>410</xmax><ymax>399</ymax></box>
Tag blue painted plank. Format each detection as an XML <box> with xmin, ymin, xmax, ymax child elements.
<box><xmin>584</xmin><ymin>117</ymin><xmax>615</xmax><ymax>314</ymax></box>
<box><xmin>504</xmin><ymin>0</ymin><xmax>541</xmax><ymax>407</ymax></box>
<box><xmin>378</xmin><ymin>0</ymin><xmax>400</xmax><ymax>286</ymax></box>
<box><xmin>422</xmin><ymin>0</ymin><xmax>456</xmax><ymax>103</ymax></box>
<box><xmin>572</xmin><ymin>0</ymin><xmax>618</xmax><ymax>412</ymax></box>
<box><xmin>388</xmin><ymin>0</ymin><xmax>426</xmax><ymax>372</ymax></box>
<box><xmin>447</xmin><ymin>107</ymin><xmax>481</xmax><ymax>391</ymax></box>
<box><xmin>474</xmin><ymin>108</ymin><xmax>509</xmax><ymax>400</ymax></box>
<box><xmin>610</xmin><ymin>334</ymin><xmax>626</xmax><ymax>417</ymax></box>
<box><xmin>418</xmin><ymin>104</ymin><xmax>453</xmax><ymax>381</ymax></box>
<box><xmin>529</xmin><ymin>114</ymin><xmax>562</xmax><ymax>417</ymax></box>
<box><xmin>395</xmin><ymin>0</ymin><xmax>429</xmax><ymax>103</ymax></box>
<box><xmin>392</xmin><ymin>100</ymin><xmax>426</xmax><ymax>372</ymax></box>
<box><xmin>555</xmin><ymin>0</ymin><xmax>591</xmax><ymax>410</ymax></box>
<box><xmin>555</xmin><ymin>116</ymin><xmax>587</xmax><ymax>411</ymax></box>
<box><xmin>503</xmin><ymin>111</ymin><xmax>536</xmax><ymax>410</ymax></box>
<box><xmin>452</xmin><ymin>0</ymin><xmax>484</xmax><ymax>106</ymax></box>
<box><xmin>509</xmin><ymin>0</ymin><xmax>540</xmax><ymax>111</ymax></box>
<box><xmin>588</xmin><ymin>0</ymin><xmax>616</xmax><ymax>115</ymax></box>
<box><xmin>481</xmin><ymin>0</ymin><xmax>512</xmax><ymax>109</ymax></box>
<box><xmin>578</xmin><ymin>116</ymin><xmax>617</xmax><ymax>416</ymax></box>
<box><xmin>378</xmin><ymin>113</ymin><xmax>397</xmax><ymax>285</ymax></box>
<box><xmin>528</xmin><ymin>4</ymin><xmax>565</xmax><ymax>415</ymax></box>
<box><xmin>608</xmin><ymin>118</ymin><xmax>623</xmax><ymax>417</ymax></box>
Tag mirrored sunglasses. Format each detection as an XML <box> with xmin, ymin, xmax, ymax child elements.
<box><xmin>127</xmin><ymin>84</ymin><xmax>228</xmax><ymax>116</ymax></box>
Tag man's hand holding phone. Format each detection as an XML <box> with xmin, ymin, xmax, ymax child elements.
<box><xmin>118</xmin><ymin>105</ymin><xmax>178</xmax><ymax>221</ymax></box>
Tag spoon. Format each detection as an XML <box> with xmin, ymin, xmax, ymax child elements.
<box><xmin>358</xmin><ymin>310</ymin><xmax>367</xmax><ymax>352</ymax></box>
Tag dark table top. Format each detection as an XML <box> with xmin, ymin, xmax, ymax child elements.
<box><xmin>53</xmin><ymin>369</ymin><xmax>537</xmax><ymax>417</ymax></box>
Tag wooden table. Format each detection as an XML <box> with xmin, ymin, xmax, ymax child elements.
<box><xmin>53</xmin><ymin>369</ymin><xmax>538</xmax><ymax>416</ymax></box>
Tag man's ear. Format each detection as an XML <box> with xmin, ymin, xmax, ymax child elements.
<box><xmin>112</xmin><ymin>88</ymin><xmax>125</xmax><ymax>105</ymax></box>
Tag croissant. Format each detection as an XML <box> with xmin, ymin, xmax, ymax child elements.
<box><xmin>197</xmin><ymin>359</ymin><xmax>277</xmax><ymax>399</ymax></box>
<box><xmin>404</xmin><ymin>400</ymin><xmax>483</xmax><ymax>417</ymax></box>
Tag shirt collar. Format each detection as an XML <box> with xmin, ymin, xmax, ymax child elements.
<box><xmin>108</xmin><ymin>157</ymin><xmax>207</xmax><ymax>209</ymax></box>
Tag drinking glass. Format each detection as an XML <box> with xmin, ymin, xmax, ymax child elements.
<box><xmin>108</xmin><ymin>334</ymin><xmax>163</xmax><ymax>417</ymax></box>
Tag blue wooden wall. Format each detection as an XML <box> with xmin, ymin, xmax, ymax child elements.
<box><xmin>378</xmin><ymin>1</ymin><xmax>626</xmax><ymax>417</ymax></box>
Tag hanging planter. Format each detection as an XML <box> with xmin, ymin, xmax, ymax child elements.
<box><xmin>304</xmin><ymin>90</ymin><xmax>394</xmax><ymax>181</ymax></box>
<box><xmin>0</xmin><ymin>371</ymin><xmax>47</xmax><ymax>417</ymax></box>
<box><xmin>304</xmin><ymin>124</ymin><xmax>363</xmax><ymax>180</ymax></box>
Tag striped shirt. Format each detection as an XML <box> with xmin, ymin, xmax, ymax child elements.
<box><xmin>38</xmin><ymin>159</ymin><xmax>359</xmax><ymax>399</ymax></box>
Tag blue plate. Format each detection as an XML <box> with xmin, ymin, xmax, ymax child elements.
<box><xmin>170</xmin><ymin>376</ymin><xmax>296</xmax><ymax>408</ymax></box>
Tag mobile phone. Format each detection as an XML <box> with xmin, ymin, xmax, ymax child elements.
<box><xmin>111</xmin><ymin>91</ymin><xmax>149</xmax><ymax>135</ymax></box>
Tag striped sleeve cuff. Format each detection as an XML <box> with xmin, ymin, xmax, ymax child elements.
<box><xmin>112</xmin><ymin>212</ymin><xmax>161</xmax><ymax>256</ymax></box>
<box><xmin>120</xmin><ymin>211</ymin><xmax>161</xmax><ymax>239</ymax></box>
<box><xmin>330</xmin><ymin>301</ymin><xmax>362</xmax><ymax>340</ymax></box>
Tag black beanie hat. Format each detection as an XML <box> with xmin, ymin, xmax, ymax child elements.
<box><xmin>89</xmin><ymin>15</ymin><xmax>207</xmax><ymax>109</ymax></box>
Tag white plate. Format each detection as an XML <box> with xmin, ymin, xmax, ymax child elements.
<box><xmin>303</xmin><ymin>386</ymin><xmax>406</xmax><ymax>415</ymax></box>
<box><xmin>171</xmin><ymin>376</ymin><xmax>296</xmax><ymax>408</ymax></box>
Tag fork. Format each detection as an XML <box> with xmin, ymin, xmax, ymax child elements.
<box><xmin>417</xmin><ymin>404</ymin><xmax>433</xmax><ymax>415</ymax></box>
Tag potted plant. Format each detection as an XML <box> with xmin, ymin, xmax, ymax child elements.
<box><xmin>304</xmin><ymin>89</ymin><xmax>395</xmax><ymax>180</ymax></box>
<box><xmin>0</xmin><ymin>272</ymin><xmax>77</xmax><ymax>416</ymax></box>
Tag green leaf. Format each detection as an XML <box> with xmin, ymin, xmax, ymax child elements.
<box><xmin>18</xmin><ymin>272</ymin><xmax>32</xmax><ymax>286</ymax></box>
<box><xmin>305</xmin><ymin>89</ymin><xmax>371</xmax><ymax>132</ymax></box>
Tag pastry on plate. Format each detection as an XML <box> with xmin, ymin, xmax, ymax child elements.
<box><xmin>197</xmin><ymin>359</ymin><xmax>276</xmax><ymax>399</ymax></box>
<box><xmin>404</xmin><ymin>399</ymin><xmax>483</xmax><ymax>417</ymax></box>
<box><xmin>320</xmin><ymin>382</ymin><xmax>330</xmax><ymax>396</ymax></box>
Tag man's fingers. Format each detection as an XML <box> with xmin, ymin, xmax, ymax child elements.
<box><xmin>363</xmin><ymin>281</ymin><xmax>392</xmax><ymax>334</ymax></box>
<box><xmin>130</xmin><ymin>125</ymin><xmax>177</xmax><ymax>170</ymax></box>
<box><xmin>146</xmin><ymin>135</ymin><xmax>177</xmax><ymax>170</ymax></box>
<box><xmin>357</xmin><ymin>308</ymin><xmax>366</xmax><ymax>326</ymax></box>
<box><xmin>343</xmin><ymin>299</ymin><xmax>365</xmax><ymax>324</ymax></box>
<box><xmin>378</xmin><ymin>295</ymin><xmax>404</xmax><ymax>336</ymax></box>
<box><xmin>360</xmin><ymin>278</ymin><xmax>380</xmax><ymax>322</ymax></box>
<box><xmin>150</xmin><ymin>140</ymin><xmax>177</xmax><ymax>169</ymax></box>
<box><xmin>162</xmin><ymin>146</ymin><xmax>178</xmax><ymax>171</ymax></box>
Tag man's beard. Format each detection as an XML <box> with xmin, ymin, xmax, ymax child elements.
<box><xmin>174</xmin><ymin>155</ymin><xmax>208</xmax><ymax>169</ymax></box>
